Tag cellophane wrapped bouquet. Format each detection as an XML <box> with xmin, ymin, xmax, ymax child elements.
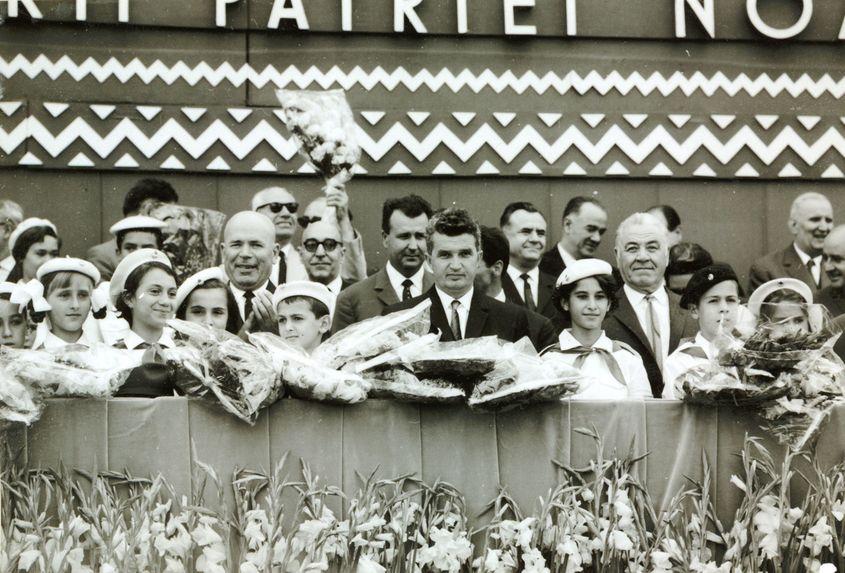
<box><xmin>140</xmin><ymin>203</ymin><xmax>226</xmax><ymax>283</ymax></box>
<box><xmin>0</xmin><ymin>365</ymin><xmax>42</xmax><ymax>427</ymax></box>
<box><xmin>163</xmin><ymin>320</ymin><xmax>282</xmax><ymax>425</ymax></box>
<box><xmin>249</xmin><ymin>332</ymin><xmax>370</xmax><ymax>404</ymax></box>
<box><xmin>275</xmin><ymin>89</ymin><xmax>361</xmax><ymax>187</ymax></box>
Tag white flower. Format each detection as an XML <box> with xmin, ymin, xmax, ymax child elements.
<box><xmin>357</xmin><ymin>555</ymin><xmax>386</xmax><ymax>573</ymax></box>
<box><xmin>832</xmin><ymin>500</ymin><xmax>845</xmax><ymax>521</ymax></box>
<box><xmin>609</xmin><ymin>530</ymin><xmax>634</xmax><ymax>552</ymax></box>
<box><xmin>521</xmin><ymin>548</ymin><xmax>550</xmax><ymax>573</ymax></box>
<box><xmin>804</xmin><ymin>516</ymin><xmax>834</xmax><ymax>556</ymax></box>
<box><xmin>17</xmin><ymin>549</ymin><xmax>41</xmax><ymax>571</ymax></box>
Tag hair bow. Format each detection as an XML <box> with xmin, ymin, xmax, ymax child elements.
<box><xmin>10</xmin><ymin>279</ymin><xmax>52</xmax><ymax>313</ymax></box>
<box><xmin>91</xmin><ymin>282</ymin><xmax>111</xmax><ymax>314</ymax></box>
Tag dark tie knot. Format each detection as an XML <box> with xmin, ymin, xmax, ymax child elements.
<box><xmin>402</xmin><ymin>279</ymin><xmax>413</xmax><ymax>287</ymax></box>
<box><xmin>244</xmin><ymin>290</ymin><xmax>255</xmax><ymax>301</ymax></box>
<box><xmin>520</xmin><ymin>273</ymin><xmax>530</xmax><ymax>281</ymax></box>
<box><xmin>451</xmin><ymin>299</ymin><xmax>461</xmax><ymax>310</ymax></box>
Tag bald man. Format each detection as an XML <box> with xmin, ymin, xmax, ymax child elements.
<box><xmin>221</xmin><ymin>211</ymin><xmax>279</xmax><ymax>334</ymax></box>
<box><xmin>749</xmin><ymin>192</ymin><xmax>834</xmax><ymax>296</ymax></box>
<box><xmin>300</xmin><ymin>220</ymin><xmax>356</xmax><ymax>295</ymax></box>
<box><xmin>819</xmin><ymin>225</ymin><xmax>845</xmax><ymax>317</ymax></box>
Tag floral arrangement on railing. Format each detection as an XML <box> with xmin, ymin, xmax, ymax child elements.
<box><xmin>2</xmin><ymin>431</ymin><xmax>844</xmax><ymax>572</ymax></box>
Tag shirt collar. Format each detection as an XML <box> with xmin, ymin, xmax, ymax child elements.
<box><xmin>386</xmin><ymin>261</ymin><xmax>425</xmax><ymax>291</ymax></box>
<box><xmin>693</xmin><ymin>332</ymin><xmax>717</xmax><ymax>358</ymax></box>
<box><xmin>120</xmin><ymin>328</ymin><xmax>176</xmax><ymax>350</ymax></box>
<box><xmin>434</xmin><ymin>286</ymin><xmax>473</xmax><ymax>310</ymax></box>
<box><xmin>230</xmin><ymin>281</ymin><xmax>271</xmax><ymax>298</ymax></box>
<box><xmin>326</xmin><ymin>275</ymin><xmax>343</xmax><ymax>295</ymax></box>
<box><xmin>793</xmin><ymin>243</ymin><xmax>820</xmax><ymax>264</ymax></box>
<box><xmin>558</xmin><ymin>329</ymin><xmax>613</xmax><ymax>351</ymax></box>
<box><xmin>492</xmin><ymin>289</ymin><xmax>506</xmax><ymax>302</ymax></box>
<box><xmin>623</xmin><ymin>282</ymin><xmax>668</xmax><ymax>306</ymax></box>
<box><xmin>557</xmin><ymin>244</ymin><xmax>578</xmax><ymax>267</ymax></box>
<box><xmin>506</xmin><ymin>265</ymin><xmax>539</xmax><ymax>285</ymax></box>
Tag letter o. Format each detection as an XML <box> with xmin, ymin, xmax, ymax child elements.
<box><xmin>746</xmin><ymin>0</ymin><xmax>812</xmax><ymax>39</ymax></box>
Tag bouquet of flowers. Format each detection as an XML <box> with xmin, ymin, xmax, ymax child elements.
<box><xmin>164</xmin><ymin>320</ymin><xmax>282</xmax><ymax>424</ymax></box>
<box><xmin>406</xmin><ymin>336</ymin><xmax>503</xmax><ymax>392</ymax></box>
<box><xmin>275</xmin><ymin>89</ymin><xmax>361</xmax><ymax>186</ymax></box>
<box><xmin>249</xmin><ymin>332</ymin><xmax>370</xmax><ymax>404</ymax></box>
<box><xmin>140</xmin><ymin>203</ymin><xmax>226</xmax><ymax>283</ymax></box>
<box><xmin>0</xmin><ymin>365</ymin><xmax>42</xmax><ymax>426</ymax></box>
<box><xmin>364</xmin><ymin>366</ymin><xmax>466</xmax><ymax>403</ymax></box>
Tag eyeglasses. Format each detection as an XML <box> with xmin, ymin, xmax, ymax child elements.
<box><xmin>265</xmin><ymin>202</ymin><xmax>299</xmax><ymax>214</ymax></box>
<box><xmin>302</xmin><ymin>238</ymin><xmax>340</xmax><ymax>253</ymax></box>
<box><xmin>297</xmin><ymin>215</ymin><xmax>322</xmax><ymax>228</ymax></box>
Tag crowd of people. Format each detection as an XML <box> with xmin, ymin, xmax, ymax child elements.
<box><xmin>0</xmin><ymin>178</ymin><xmax>842</xmax><ymax>400</ymax></box>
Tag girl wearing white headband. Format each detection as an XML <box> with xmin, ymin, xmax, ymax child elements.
<box><xmin>543</xmin><ymin>258</ymin><xmax>652</xmax><ymax>400</ymax></box>
<box><xmin>174</xmin><ymin>267</ymin><xmax>229</xmax><ymax>331</ymax></box>
<box><xmin>7</xmin><ymin>218</ymin><xmax>60</xmax><ymax>283</ymax></box>
<box><xmin>31</xmin><ymin>258</ymin><xmax>105</xmax><ymax>349</ymax></box>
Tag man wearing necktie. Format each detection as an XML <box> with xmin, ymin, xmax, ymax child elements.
<box><xmin>603</xmin><ymin>212</ymin><xmax>697</xmax><ymax>397</ymax></box>
<box><xmin>499</xmin><ymin>202</ymin><xmax>566</xmax><ymax>331</ymax></box>
<box><xmin>385</xmin><ymin>208</ymin><xmax>533</xmax><ymax>346</ymax></box>
<box><xmin>220</xmin><ymin>211</ymin><xmax>279</xmax><ymax>335</ymax></box>
<box><xmin>748</xmin><ymin>192</ymin><xmax>834</xmax><ymax>297</ymax></box>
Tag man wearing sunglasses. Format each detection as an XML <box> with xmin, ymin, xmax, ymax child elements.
<box><xmin>300</xmin><ymin>220</ymin><xmax>355</xmax><ymax>295</ymax></box>
<box><xmin>251</xmin><ymin>187</ymin><xmax>309</xmax><ymax>286</ymax></box>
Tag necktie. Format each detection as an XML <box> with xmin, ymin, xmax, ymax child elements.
<box><xmin>645</xmin><ymin>294</ymin><xmax>664</xmax><ymax>371</ymax></box>
<box><xmin>450</xmin><ymin>300</ymin><xmax>462</xmax><ymax>340</ymax></box>
<box><xmin>401</xmin><ymin>278</ymin><xmax>414</xmax><ymax>301</ymax></box>
<box><xmin>277</xmin><ymin>251</ymin><xmax>288</xmax><ymax>285</ymax></box>
<box><xmin>243</xmin><ymin>290</ymin><xmax>255</xmax><ymax>320</ymax></box>
<box><xmin>520</xmin><ymin>273</ymin><xmax>536</xmax><ymax>312</ymax></box>
<box><xmin>555</xmin><ymin>346</ymin><xmax>627</xmax><ymax>386</ymax></box>
<box><xmin>807</xmin><ymin>259</ymin><xmax>819</xmax><ymax>288</ymax></box>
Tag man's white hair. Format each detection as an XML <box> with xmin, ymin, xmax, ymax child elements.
<box><xmin>0</xmin><ymin>199</ymin><xmax>23</xmax><ymax>227</ymax></box>
<box><xmin>790</xmin><ymin>192</ymin><xmax>831</xmax><ymax>221</ymax></box>
<box><xmin>614</xmin><ymin>212</ymin><xmax>669</xmax><ymax>252</ymax></box>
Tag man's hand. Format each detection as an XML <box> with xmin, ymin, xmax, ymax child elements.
<box><xmin>240</xmin><ymin>290</ymin><xmax>278</xmax><ymax>335</ymax></box>
<box><xmin>324</xmin><ymin>181</ymin><xmax>349</xmax><ymax>223</ymax></box>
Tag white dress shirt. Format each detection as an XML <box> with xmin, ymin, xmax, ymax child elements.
<box><xmin>434</xmin><ymin>286</ymin><xmax>473</xmax><ymax>339</ymax></box>
<box><xmin>663</xmin><ymin>332</ymin><xmax>717</xmax><ymax>399</ymax></box>
<box><xmin>623</xmin><ymin>283</ymin><xmax>671</xmax><ymax>365</ymax></box>
<box><xmin>116</xmin><ymin>327</ymin><xmax>176</xmax><ymax>350</ymax></box>
<box><xmin>230</xmin><ymin>281</ymin><xmax>272</xmax><ymax>319</ymax></box>
<box><xmin>32</xmin><ymin>317</ymin><xmax>103</xmax><ymax>350</ymax></box>
<box><xmin>385</xmin><ymin>262</ymin><xmax>425</xmax><ymax>301</ymax></box>
<box><xmin>506</xmin><ymin>265</ymin><xmax>539</xmax><ymax>307</ymax></box>
<box><xmin>0</xmin><ymin>255</ymin><xmax>13</xmax><ymax>282</ymax></box>
<box><xmin>557</xmin><ymin>243</ymin><xmax>578</xmax><ymax>268</ymax></box>
<box><xmin>556</xmin><ymin>329</ymin><xmax>652</xmax><ymax>400</ymax></box>
<box><xmin>271</xmin><ymin>244</ymin><xmax>309</xmax><ymax>286</ymax></box>
<box><xmin>794</xmin><ymin>243</ymin><xmax>822</xmax><ymax>286</ymax></box>
<box><xmin>491</xmin><ymin>288</ymin><xmax>506</xmax><ymax>303</ymax></box>
<box><xmin>325</xmin><ymin>275</ymin><xmax>344</xmax><ymax>296</ymax></box>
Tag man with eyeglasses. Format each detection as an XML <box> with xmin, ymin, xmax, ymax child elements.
<box><xmin>0</xmin><ymin>200</ymin><xmax>24</xmax><ymax>282</ymax></box>
<box><xmin>300</xmin><ymin>220</ymin><xmax>355</xmax><ymax>295</ymax></box>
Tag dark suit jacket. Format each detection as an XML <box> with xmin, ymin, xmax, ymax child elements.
<box><xmin>819</xmin><ymin>286</ymin><xmax>845</xmax><ymax>318</ymax></box>
<box><xmin>225</xmin><ymin>281</ymin><xmax>276</xmax><ymax>334</ymax></box>
<box><xmin>385</xmin><ymin>287</ymin><xmax>531</xmax><ymax>344</ymax></box>
<box><xmin>748</xmin><ymin>244</ymin><xmax>827</xmax><ymax>297</ymax></box>
<box><xmin>332</xmin><ymin>267</ymin><xmax>433</xmax><ymax>333</ymax></box>
<box><xmin>86</xmin><ymin>239</ymin><xmax>119</xmax><ymax>282</ymax></box>
<box><xmin>539</xmin><ymin>248</ymin><xmax>566</xmax><ymax>279</ymax></box>
<box><xmin>603</xmin><ymin>287</ymin><xmax>697</xmax><ymax>398</ymax></box>
<box><xmin>501</xmin><ymin>270</ymin><xmax>568</xmax><ymax>331</ymax></box>
<box><xmin>525</xmin><ymin>308</ymin><xmax>558</xmax><ymax>352</ymax></box>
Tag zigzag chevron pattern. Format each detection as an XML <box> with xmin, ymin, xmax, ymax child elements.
<box><xmin>2</xmin><ymin>54</ymin><xmax>845</xmax><ymax>98</ymax></box>
<box><xmin>3</xmin><ymin>102</ymin><xmax>844</xmax><ymax>178</ymax></box>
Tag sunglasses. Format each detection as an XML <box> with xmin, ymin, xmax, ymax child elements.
<box><xmin>265</xmin><ymin>202</ymin><xmax>299</xmax><ymax>214</ymax></box>
<box><xmin>297</xmin><ymin>215</ymin><xmax>322</xmax><ymax>228</ymax></box>
<box><xmin>302</xmin><ymin>238</ymin><xmax>340</xmax><ymax>253</ymax></box>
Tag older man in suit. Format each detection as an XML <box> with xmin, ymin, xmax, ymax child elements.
<box><xmin>300</xmin><ymin>220</ymin><xmax>355</xmax><ymax>295</ymax></box>
<box><xmin>332</xmin><ymin>195</ymin><xmax>434</xmax><ymax>332</ymax></box>
<box><xmin>386</xmin><ymin>208</ymin><xmax>532</xmax><ymax>345</ymax></box>
<box><xmin>603</xmin><ymin>212</ymin><xmax>697</xmax><ymax>397</ymax></box>
<box><xmin>539</xmin><ymin>196</ymin><xmax>608</xmax><ymax>278</ymax></box>
<box><xmin>748</xmin><ymin>192</ymin><xmax>834</xmax><ymax>296</ymax></box>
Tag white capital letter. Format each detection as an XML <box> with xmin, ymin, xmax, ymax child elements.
<box><xmin>216</xmin><ymin>0</ymin><xmax>240</xmax><ymax>27</ymax></box>
<box><xmin>118</xmin><ymin>0</ymin><xmax>129</xmax><ymax>22</ymax></box>
<box><xmin>675</xmin><ymin>0</ymin><xmax>715</xmax><ymax>38</ymax></box>
<box><xmin>565</xmin><ymin>0</ymin><xmax>576</xmax><ymax>35</ymax></box>
<box><xmin>341</xmin><ymin>0</ymin><xmax>352</xmax><ymax>30</ymax></box>
<box><xmin>394</xmin><ymin>0</ymin><xmax>427</xmax><ymax>32</ymax></box>
<box><xmin>503</xmin><ymin>0</ymin><xmax>536</xmax><ymax>35</ymax></box>
<box><xmin>76</xmin><ymin>0</ymin><xmax>86</xmax><ymax>20</ymax></box>
<box><xmin>747</xmin><ymin>0</ymin><xmax>812</xmax><ymax>39</ymax></box>
<box><xmin>268</xmin><ymin>0</ymin><xmax>310</xmax><ymax>29</ymax></box>
<box><xmin>6</xmin><ymin>0</ymin><xmax>43</xmax><ymax>18</ymax></box>
<box><xmin>456</xmin><ymin>0</ymin><xmax>467</xmax><ymax>33</ymax></box>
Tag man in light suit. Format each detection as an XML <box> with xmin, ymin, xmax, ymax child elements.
<box><xmin>386</xmin><ymin>208</ymin><xmax>532</xmax><ymax>345</ymax></box>
<box><xmin>332</xmin><ymin>195</ymin><xmax>434</xmax><ymax>332</ymax></box>
<box><xmin>603</xmin><ymin>212</ymin><xmax>697</xmax><ymax>397</ymax></box>
<box><xmin>748</xmin><ymin>192</ymin><xmax>834</xmax><ymax>296</ymax></box>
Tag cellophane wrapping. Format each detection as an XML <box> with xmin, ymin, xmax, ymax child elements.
<box><xmin>0</xmin><ymin>365</ymin><xmax>43</xmax><ymax>426</ymax></box>
<box><xmin>311</xmin><ymin>300</ymin><xmax>432</xmax><ymax>370</ymax></box>
<box><xmin>404</xmin><ymin>336</ymin><xmax>503</xmax><ymax>392</ymax></box>
<box><xmin>140</xmin><ymin>203</ymin><xmax>226</xmax><ymax>283</ymax></box>
<box><xmin>275</xmin><ymin>89</ymin><xmax>361</xmax><ymax>184</ymax></box>
<box><xmin>467</xmin><ymin>338</ymin><xmax>582</xmax><ymax>411</ymax></box>
<box><xmin>249</xmin><ymin>332</ymin><xmax>370</xmax><ymax>404</ymax></box>
<box><xmin>164</xmin><ymin>320</ymin><xmax>282</xmax><ymax>425</ymax></box>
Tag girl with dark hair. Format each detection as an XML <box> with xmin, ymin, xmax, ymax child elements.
<box><xmin>0</xmin><ymin>282</ymin><xmax>30</xmax><ymax>348</ymax></box>
<box><xmin>748</xmin><ymin>278</ymin><xmax>818</xmax><ymax>339</ymax></box>
<box><xmin>31</xmin><ymin>258</ymin><xmax>104</xmax><ymax>349</ymax></box>
<box><xmin>7</xmin><ymin>218</ymin><xmax>60</xmax><ymax>283</ymax></box>
<box><xmin>543</xmin><ymin>259</ymin><xmax>651</xmax><ymax>399</ymax></box>
<box><xmin>174</xmin><ymin>267</ymin><xmax>229</xmax><ymax>331</ymax></box>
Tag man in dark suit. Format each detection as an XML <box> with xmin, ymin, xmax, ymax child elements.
<box><xmin>499</xmin><ymin>202</ymin><xmax>565</xmax><ymax>330</ymax></box>
<box><xmin>300</xmin><ymin>220</ymin><xmax>355</xmax><ymax>295</ymax></box>
<box><xmin>819</xmin><ymin>225</ymin><xmax>845</xmax><ymax>317</ymax></box>
<box><xmin>748</xmin><ymin>192</ymin><xmax>834</xmax><ymax>296</ymax></box>
<box><xmin>603</xmin><ymin>212</ymin><xmax>697</xmax><ymax>397</ymax></box>
<box><xmin>539</xmin><ymin>196</ymin><xmax>608</xmax><ymax>278</ymax></box>
<box><xmin>87</xmin><ymin>178</ymin><xmax>179</xmax><ymax>281</ymax></box>
<box><xmin>332</xmin><ymin>195</ymin><xmax>434</xmax><ymax>332</ymax></box>
<box><xmin>220</xmin><ymin>211</ymin><xmax>278</xmax><ymax>334</ymax></box>
<box><xmin>386</xmin><ymin>208</ymin><xmax>532</xmax><ymax>344</ymax></box>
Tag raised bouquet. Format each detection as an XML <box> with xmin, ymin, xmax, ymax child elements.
<box><xmin>249</xmin><ymin>332</ymin><xmax>370</xmax><ymax>404</ymax></box>
<box><xmin>164</xmin><ymin>320</ymin><xmax>282</xmax><ymax>425</ymax></box>
<box><xmin>140</xmin><ymin>203</ymin><xmax>226</xmax><ymax>283</ymax></box>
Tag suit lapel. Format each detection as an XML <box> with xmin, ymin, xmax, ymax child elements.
<box><xmin>781</xmin><ymin>246</ymin><xmax>815</xmax><ymax>286</ymax></box>
<box><xmin>537</xmin><ymin>272</ymin><xmax>556</xmax><ymax>315</ymax></box>
<box><xmin>425</xmin><ymin>288</ymin><xmax>454</xmax><ymax>341</ymax></box>
<box><xmin>612</xmin><ymin>290</ymin><xmax>652</xmax><ymax>353</ymax></box>
<box><xmin>374</xmin><ymin>268</ymin><xmax>400</xmax><ymax>307</ymax></box>
<box><xmin>501</xmin><ymin>273</ymin><xmax>521</xmax><ymax>304</ymax></box>
<box><xmin>668</xmin><ymin>290</ymin><xmax>687</xmax><ymax>352</ymax></box>
<box><xmin>465</xmin><ymin>291</ymin><xmax>490</xmax><ymax>338</ymax></box>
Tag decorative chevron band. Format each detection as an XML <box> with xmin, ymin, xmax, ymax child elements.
<box><xmin>2</xmin><ymin>102</ymin><xmax>844</xmax><ymax>179</ymax></box>
<box><xmin>2</xmin><ymin>54</ymin><xmax>845</xmax><ymax>98</ymax></box>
